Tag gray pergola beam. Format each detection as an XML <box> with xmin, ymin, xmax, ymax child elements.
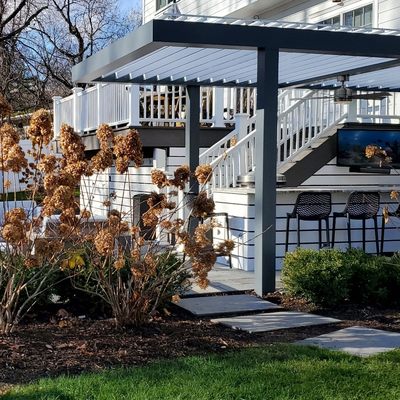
<box><xmin>254</xmin><ymin>48</ymin><xmax>279</xmax><ymax>296</ymax></box>
<box><xmin>185</xmin><ymin>85</ymin><xmax>201</xmax><ymax>193</ymax></box>
<box><xmin>152</xmin><ymin>20</ymin><xmax>400</xmax><ymax>58</ymax></box>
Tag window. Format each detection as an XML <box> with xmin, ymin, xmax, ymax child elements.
<box><xmin>319</xmin><ymin>4</ymin><xmax>373</xmax><ymax>28</ymax></box>
<box><xmin>156</xmin><ymin>0</ymin><xmax>173</xmax><ymax>11</ymax></box>
<box><xmin>320</xmin><ymin>15</ymin><xmax>340</xmax><ymax>26</ymax></box>
<box><xmin>343</xmin><ymin>4</ymin><xmax>373</xmax><ymax>28</ymax></box>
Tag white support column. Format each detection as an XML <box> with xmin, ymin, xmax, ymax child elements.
<box><xmin>97</xmin><ymin>83</ymin><xmax>103</xmax><ymax>127</ymax></box>
<box><xmin>52</xmin><ymin>96</ymin><xmax>62</xmax><ymax>139</ymax></box>
<box><xmin>213</xmin><ymin>87</ymin><xmax>225</xmax><ymax>127</ymax></box>
<box><xmin>72</xmin><ymin>87</ymin><xmax>83</xmax><ymax>133</ymax></box>
<box><xmin>128</xmin><ymin>84</ymin><xmax>140</xmax><ymax>126</ymax></box>
<box><xmin>235</xmin><ymin>113</ymin><xmax>249</xmax><ymax>176</ymax></box>
<box><xmin>347</xmin><ymin>100</ymin><xmax>358</xmax><ymax>122</ymax></box>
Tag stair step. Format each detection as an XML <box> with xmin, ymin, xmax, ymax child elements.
<box><xmin>311</xmin><ymin>137</ymin><xmax>329</xmax><ymax>148</ymax></box>
<box><xmin>278</xmin><ymin>162</ymin><xmax>296</xmax><ymax>174</ymax></box>
<box><xmin>292</xmin><ymin>149</ymin><xmax>313</xmax><ymax>162</ymax></box>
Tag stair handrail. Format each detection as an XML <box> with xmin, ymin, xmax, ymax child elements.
<box><xmin>199</xmin><ymin>114</ymin><xmax>256</xmax><ymax>164</ymax></box>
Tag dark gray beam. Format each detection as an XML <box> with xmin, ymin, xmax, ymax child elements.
<box><xmin>254</xmin><ymin>48</ymin><xmax>279</xmax><ymax>296</ymax></box>
<box><xmin>186</xmin><ymin>86</ymin><xmax>201</xmax><ymax>193</ymax></box>
<box><xmin>153</xmin><ymin>20</ymin><xmax>400</xmax><ymax>58</ymax></box>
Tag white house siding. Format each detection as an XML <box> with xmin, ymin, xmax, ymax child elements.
<box><xmin>142</xmin><ymin>0</ymin><xmax>293</xmax><ymax>23</ymax></box>
<box><xmin>214</xmin><ymin>158</ymin><xmax>400</xmax><ymax>271</ymax></box>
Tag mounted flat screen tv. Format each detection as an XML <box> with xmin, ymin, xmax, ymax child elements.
<box><xmin>337</xmin><ymin>129</ymin><xmax>400</xmax><ymax>169</ymax></box>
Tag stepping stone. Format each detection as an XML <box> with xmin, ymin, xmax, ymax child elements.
<box><xmin>297</xmin><ymin>326</ymin><xmax>400</xmax><ymax>357</ymax></box>
<box><xmin>212</xmin><ymin>311</ymin><xmax>340</xmax><ymax>333</ymax></box>
<box><xmin>174</xmin><ymin>294</ymin><xmax>281</xmax><ymax>316</ymax></box>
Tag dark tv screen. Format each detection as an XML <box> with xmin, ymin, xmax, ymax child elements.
<box><xmin>337</xmin><ymin>129</ymin><xmax>400</xmax><ymax>169</ymax></box>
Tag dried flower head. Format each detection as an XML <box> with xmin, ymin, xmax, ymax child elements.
<box><xmin>27</xmin><ymin>109</ymin><xmax>53</xmax><ymax>146</ymax></box>
<box><xmin>113</xmin><ymin>129</ymin><xmax>143</xmax><ymax>173</ymax></box>
<box><xmin>169</xmin><ymin>165</ymin><xmax>190</xmax><ymax>190</ymax></box>
<box><xmin>5</xmin><ymin>144</ymin><xmax>28</xmax><ymax>172</ymax></box>
<box><xmin>390</xmin><ymin>191</ymin><xmax>399</xmax><ymax>200</ymax></box>
<box><xmin>195</xmin><ymin>164</ymin><xmax>212</xmax><ymax>184</ymax></box>
<box><xmin>38</xmin><ymin>154</ymin><xmax>58</xmax><ymax>174</ymax></box>
<box><xmin>215</xmin><ymin>239</ymin><xmax>235</xmax><ymax>256</ymax></box>
<box><xmin>96</xmin><ymin>124</ymin><xmax>114</xmax><ymax>149</ymax></box>
<box><xmin>94</xmin><ymin>229</ymin><xmax>115</xmax><ymax>256</ymax></box>
<box><xmin>151</xmin><ymin>169</ymin><xmax>169</xmax><ymax>189</ymax></box>
<box><xmin>91</xmin><ymin>149</ymin><xmax>113</xmax><ymax>172</ymax></box>
<box><xmin>191</xmin><ymin>191</ymin><xmax>215</xmax><ymax>218</ymax></box>
<box><xmin>59</xmin><ymin>124</ymin><xmax>85</xmax><ymax>163</ymax></box>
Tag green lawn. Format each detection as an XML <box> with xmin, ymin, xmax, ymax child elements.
<box><xmin>3</xmin><ymin>344</ymin><xmax>400</xmax><ymax>400</ymax></box>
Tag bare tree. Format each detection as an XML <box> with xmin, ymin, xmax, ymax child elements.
<box><xmin>0</xmin><ymin>0</ymin><xmax>47</xmax><ymax>43</ymax></box>
<box><xmin>26</xmin><ymin>0</ymin><xmax>138</xmax><ymax>89</ymax></box>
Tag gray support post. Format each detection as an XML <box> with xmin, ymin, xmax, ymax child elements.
<box><xmin>254</xmin><ymin>48</ymin><xmax>279</xmax><ymax>296</ymax></box>
<box><xmin>185</xmin><ymin>85</ymin><xmax>201</xmax><ymax>193</ymax></box>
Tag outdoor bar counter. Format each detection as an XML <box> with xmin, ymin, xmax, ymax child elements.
<box><xmin>212</xmin><ymin>186</ymin><xmax>400</xmax><ymax>271</ymax></box>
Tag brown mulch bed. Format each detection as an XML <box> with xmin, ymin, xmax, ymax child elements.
<box><xmin>1</xmin><ymin>293</ymin><xmax>400</xmax><ymax>387</ymax></box>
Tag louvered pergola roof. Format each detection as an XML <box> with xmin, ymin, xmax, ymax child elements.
<box><xmin>72</xmin><ymin>14</ymin><xmax>400</xmax><ymax>91</ymax></box>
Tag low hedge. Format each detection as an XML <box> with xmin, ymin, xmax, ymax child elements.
<box><xmin>282</xmin><ymin>248</ymin><xmax>400</xmax><ymax>307</ymax></box>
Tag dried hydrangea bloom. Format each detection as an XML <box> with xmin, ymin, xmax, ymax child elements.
<box><xmin>5</xmin><ymin>144</ymin><xmax>28</xmax><ymax>172</ymax></box>
<box><xmin>24</xmin><ymin>255</ymin><xmax>40</xmax><ymax>269</ymax></box>
<box><xmin>91</xmin><ymin>149</ymin><xmax>113</xmax><ymax>172</ymax></box>
<box><xmin>96</xmin><ymin>124</ymin><xmax>114</xmax><ymax>149</ymax></box>
<box><xmin>81</xmin><ymin>209</ymin><xmax>91</xmax><ymax>219</ymax></box>
<box><xmin>195</xmin><ymin>164</ymin><xmax>212</xmax><ymax>184</ymax></box>
<box><xmin>142</xmin><ymin>210</ymin><xmax>159</xmax><ymax>227</ymax></box>
<box><xmin>2</xmin><ymin>223</ymin><xmax>26</xmax><ymax>245</ymax></box>
<box><xmin>52</xmin><ymin>185</ymin><xmax>75</xmax><ymax>210</ymax></box>
<box><xmin>5</xmin><ymin>208</ymin><xmax>27</xmax><ymax>224</ymax></box>
<box><xmin>38</xmin><ymin>154</ymin><xmax>58</xmax><ymax>174</ymax></box>
<box><xmin>59</xmin><ymin>124</ymin><xmax>85</xmax><ymax>163</ymax></box>
<box><xmin>94</xmin><ymin>229</ymin><xmax>115</xmax><ymax>256</ymax></box>
<box><xmin>65</xmin><ymin>160</ymin><xmax>90</xmax><ymax>180</ymax></box>
<box><xmin>113</xmin><ymin>255</ymin><xmax>125</xmax><ymax>270</ymax></box>
<box><xmin>390</xmin><ymin>191</ymin><xmax>399</xmax><ymax>200</ymax></box>
<box><xmin>191</xmin><ymin>191</ymin><xmax>215</xmax><ymax>218</ymax></box>
<box><xmin>0</xmin><ymin>123</ymin><xmax>19</xmax><ymax>153</ymax></box>
<box><xmin>382</xmin><ymin>206</ymin><xmax>389</xmax><ymax>225</ymax></box>
<box><xmin>151</xmin><ymin>169</ymin><xmax>169</xmax><ymax>188</ymax></box>
<box><xmin>3</xmin><ymin>179</ymin><xmax>11</xmax><ymax>189</ymax></box>
<box><xmin>113</xmin><ymin>129</ymin><xmax>143</xmax><ymax>173</ymax></box>
<box><xmin>0</xmin><ymin>94</ymin><xmax>11</xmax><ymax>117</ymax></box>
<box><xmin>144</xmin><ymin>253</ymin><xmax>157</xmax><ymax>275</ymax></box>
<box><xmin>169</xmin><ymin>165</ymin><xmax>190</xmax><ymax>190</ymax></box>
<box><xmin>215</xmin><ymin>239</ymin><xmax>235</xmax><ymax>256</ymax></box>
<box><xmin>147</xmin><ymin>192</ymin><xmax>167</xmax><ymax>214</ymax></box>
<box><xmin>27</xmin><ymin>109</ymin><xmax>53</xmax><ymax>146</ymax></box>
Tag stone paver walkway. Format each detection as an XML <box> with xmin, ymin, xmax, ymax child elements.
<box><xmin>174</xmin><ymin>294</ymin><xmax>281</xmax><ymax>317</ymax></box>
<box><xmin>297</xmin><ymin>326</ymin><xmax>400</xmax><ymax>357</ymax></box>
<box><xmin>211</xmin><ymin>311</ymin><xmax>340</xmax><ymax>333</ymax></box>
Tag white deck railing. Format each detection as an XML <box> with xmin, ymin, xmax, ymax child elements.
<box><xmin>53</xmin><ymin>84</ymin><xmax>259</xmax><ymax>137</ymax></box>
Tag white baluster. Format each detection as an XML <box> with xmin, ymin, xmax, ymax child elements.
<box><xmin>72</xmin><ymin>87</ymin><xmax>83</xmax><ymax>133</ymax></box>
<box><xmin>52</xmin><ymin>96</ymin><xmax>62</xmax><ymax>139</ymax></box>
<box><xmin>128</xmin><ymin>84</ymin><xmax>140</xmax><ymax>126</ymax></box>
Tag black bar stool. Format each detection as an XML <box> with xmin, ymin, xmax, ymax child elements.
<box><xmin>285</xmin><ymin>192</ymin><xmax>331</xmax><ymax>252</ymax></box>
<box><xmin>332</xmin><ymin>191</ymin><xmax>380</xmax><ymax>253</ymax></box>
<box><xmin>380</xmin><ymin>204</ymin><xmax>400</xmax><ymax>254</ymax></box>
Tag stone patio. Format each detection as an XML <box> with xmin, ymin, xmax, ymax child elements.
<box><xmin>174</xmin><ymin>294</ymin><xmax>281</xmax><ymax>317</ymax></box>
<box><xmin>212</xmin><ymin>311</ymin><xmax>340</xmax><ymax>333</ymax></box>
<box><xmin>297</xmin><ymin>326</ymin><xmax>400</xmax><ymax>357</ymax></box>
<box><xmin>188</xmin><ymin>265</ymin><xmax>282</xmax><ymax>295</ymax></box>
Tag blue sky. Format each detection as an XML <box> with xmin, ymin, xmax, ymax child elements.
<box><xmin>119</xmin><ymin>0</ymin><xmax>142</xmax><ymax>12</ymax></box>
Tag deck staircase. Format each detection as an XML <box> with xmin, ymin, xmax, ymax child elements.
<box><xmin>200</xmin><ymin>89</ymin><xmax>349</xmax><ymax>188</ymax></box>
